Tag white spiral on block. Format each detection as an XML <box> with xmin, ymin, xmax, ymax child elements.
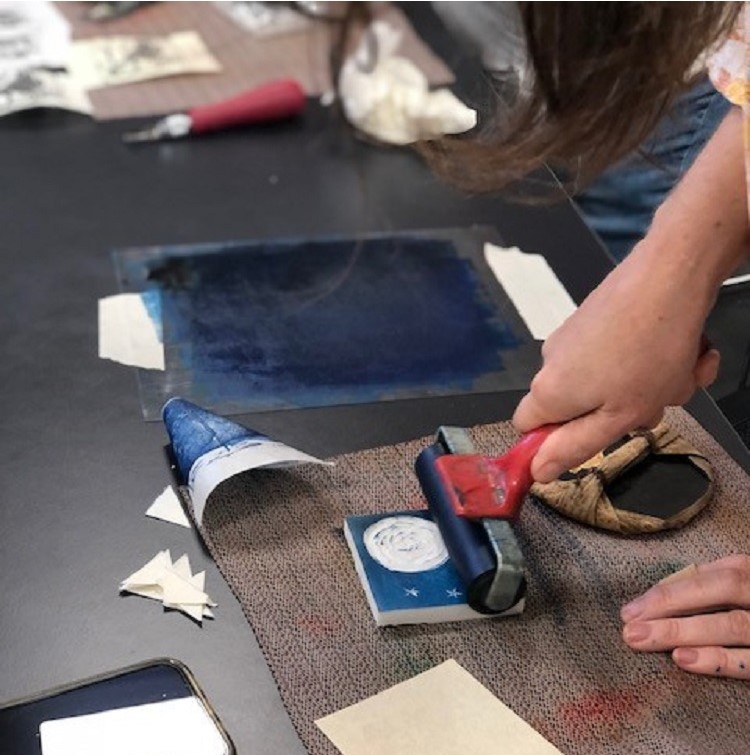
<box><xmin>363</xmin><ymin>515</ymin><xmax>449</xmax><ymax>573</ymax></box>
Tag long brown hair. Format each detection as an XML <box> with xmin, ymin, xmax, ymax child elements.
<box><xmin>415</xmin><ymin>2</ymin><xmax>741</xmax><ymax>194</ymax></box>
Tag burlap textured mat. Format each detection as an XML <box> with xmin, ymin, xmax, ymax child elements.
<box><xmin>196</xmin><ymin>407</ymin><xmax>750</xmax><ymax>754</ymax></box>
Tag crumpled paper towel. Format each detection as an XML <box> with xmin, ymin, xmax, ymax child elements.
<box><xmin>338</xmin><ymin>20</ymin><xmax>476</xmax><ymax>145</ymax></box>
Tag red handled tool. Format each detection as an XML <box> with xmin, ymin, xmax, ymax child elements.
<box><xmin>122</xmin><ymin>79</ymin><xmax>306</xmax><ymax>144</ymax></box>
<box><xmin>433</xmin><ymin>425</ymin><xmax>557</xmax><ymax>520</ymax></box>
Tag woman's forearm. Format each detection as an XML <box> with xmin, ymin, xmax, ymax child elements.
<box><xmin>638</xmin><ymin>106</ymin><xmax>748</xmax><ymax>305</ymax></box>
<box><xmin>514</xmin><ymin>107</ymin><xmax>749</xmax><ymax>482</ymax></box>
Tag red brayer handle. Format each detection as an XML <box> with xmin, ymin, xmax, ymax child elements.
<box><xmin>494</xmin><ymin>424</ymin><xmax>557</xmax><ymax>516</ymax></box>
<box><xmin>188</xmin><ymin>79</ymin><xmax>306</xmax><ymax>134</ymax></box>
<box><xmin>434</xmin><ymin>424</ymin><xmax>558</xmax><ymax>521</ymax></box>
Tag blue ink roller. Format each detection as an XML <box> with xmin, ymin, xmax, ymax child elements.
<box><xmin>415</xmin><ymin>425</ymin><xmax>554</xmax><ymax>614</ymax></box>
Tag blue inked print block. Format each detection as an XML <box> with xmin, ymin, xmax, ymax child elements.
<box><xmin>344</xmin><ymin>510</ymin><xmax>520</xmax><ymax>626</ymax></box>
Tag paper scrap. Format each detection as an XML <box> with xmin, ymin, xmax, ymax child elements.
<box><xmin>339</xmin><ymin>21</ymin><xmax>476</xmax><ymax>145</ymax></box>
<box><xmin>169</xmin><ymin>554</ymin><xmax>214</xmax><ymax>621</ymax></box>
<box><xmin>0</xmin><ymin>1</ymin><xmax>71</xmax><ymax>76</ymax></box>
<box><xmin>0</xmin><ymin>2</ymin><xmax>90</xmax><ymax>117</ymax></box>
<box><xmin>215</xmin><ymin>1</ymin><xmax>311</xmax><ymax>37</ymax></box>
<box><xmin>484</xmin><ymin>243</ymin><xmax>577</xmax><ymax>340</ymax></box>
<box><xmin>146</xmin><ymin>485</ymin><xmax>192</xmax><ymax>529</ymax></box>
<box><xmin>0</xmin><ymin>67</ymin><xmax>92</xmax><ymax>117</ymax></box>
<box><xmin>68</xmin><ymin>31</ymin><xmax>221</xmax><ymax>91</ymax></box>
<box><xmin>120</xmin><ymin>550</ymin><xmax>216</xmax><ymax>623</ymax></box>
<box><xmin>39</xmin><ymin>696</ymin><xmax>229</xmax><ymax>755</ymax></box>
<box><xmin>98</xmin><ymin>292</ymin><xmax>164</xmax><ymax>370</ymax></box>
<box><xmin>316</xmin><ymin>659</ymin><xmax>565</xmax><ymax>755</ymax></box>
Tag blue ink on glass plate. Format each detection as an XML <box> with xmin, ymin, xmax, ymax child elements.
<box><xmin>114</xmin><ymin>228</ymin><xmax>538</xmax><ymax>419</ymax></box>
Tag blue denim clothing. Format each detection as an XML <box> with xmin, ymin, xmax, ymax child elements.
<box><xmin>575</xmin><ymin>77</ymin><xmax>732</xmax><ymax>262</ymax></box>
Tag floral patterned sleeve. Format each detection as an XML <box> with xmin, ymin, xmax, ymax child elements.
<box><xmin>707</xmin><ymin>4</ymin><xmax>750</xmax><ymax>208</ymax></box>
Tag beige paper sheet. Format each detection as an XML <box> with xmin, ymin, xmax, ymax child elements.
<box><xmin>484</xmin><ymin>243</ymin><xmax>578</xmax><ymax>340</ymax></box>
<box><xmin>97</xmin><ymin>293</ymin><xmax>164</xmax><ymax>370</ymax></box>
<box><xmin>316</xmin><ymin>659</ymin><xmax>565</xmax><ymax>755</ymax></box>
<box><xmin>68</xmin><ymin>30</ymin><xmax>221</xmax><ymax>90</ymax></box>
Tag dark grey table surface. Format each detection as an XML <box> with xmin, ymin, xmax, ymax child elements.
<box><xmin>2</xmin><ymin>24</ymin><xmax>749</xmax><ymax>754</ymax></box>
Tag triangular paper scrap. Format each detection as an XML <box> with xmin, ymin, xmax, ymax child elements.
<box><xmin>145</xmin><ymin>486</ymin><xmax>191</xmax><ymax>528</ymax></box>
<box><xmin>163</xmin><ymin>558</ymin><xmax>215</xmax><ymax>621</ymax></box>
<box><xmin>120</xmin><ymin>551</ymin><xmax>216</xmax><ymax>623</ymax></box>
<box><xmin>158</xmin><ymin>570</ymin><xmax>209</xmax><ymax>607</ymax></box>
<box><xmin>172</xmin><ymin>554</ymin><xmax>193</xmax><ymax>580</ymax></box>
<box><xmin>120</xmin><ymin>550</ymin><xmax>172</xmax><ymax>590</ymax></box>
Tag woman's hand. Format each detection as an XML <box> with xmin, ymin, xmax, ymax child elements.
<box><xmin>621</xmin><ymin>556</ymin><xmax>750</xmax><ymax>679</ymax></box>
<box><xmin>513</xmin><ymin>242</ymin><xmax>719</xmax><ymax>483</ymax></box>
<box><xmin>513</xmin><ymin>109</ymin><xmax>746</xmax><ymax>483</ymax></box>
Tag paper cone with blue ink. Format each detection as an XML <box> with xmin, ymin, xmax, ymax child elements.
<box><xmin>162</xmin><ymin>397</ymin><xmax>331</xmax><ymax>525</ymax></box>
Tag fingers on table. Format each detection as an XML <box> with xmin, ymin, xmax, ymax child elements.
<box><xmin>621</xmin><ymin>559</ymin><xmax>750</xmax><ymax>622</ymax></box>
<box><xmin>623</xmin><ymin>610</ymin><xmax>750</xmax><ymax>652</ymax></box>
<box><xmin>621</xmin><ymin>557</ymin><xmax>750</xmax><ymax>678</ymax></box>
<box><xmin>672</xmin><ymin>646</ymin><xmax>750</xmax><ymax>679</ymax></box>
<box><xmin>657</xmin><ymin>555</ymin><xmax>750</xmax><ymax>588</ymax></box>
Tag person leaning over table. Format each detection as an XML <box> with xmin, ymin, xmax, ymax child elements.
<box><xmin>414</xmin><ymin>3</ymin><xmax>750</xmax><ymax>679</ymax></box>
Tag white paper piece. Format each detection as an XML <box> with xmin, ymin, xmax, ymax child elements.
<box><xmin>120</xmin><ymin>550</ymin><xmax>216</xmax><ymax>622</ymax></box>
<box><xmin>68</xmin><ymin>31</ymin><xmax>221</xmax><ymax>91</ymax></box>
<box><xmin>0</xmin><ymin>68</ymin><xmax>91</xmax><ymax>117</ymax></box>
<box><xmin>40</xmin><ymin>696</ymin><xmax>229</xmax><ymax>755</ymax></box>
<box><xmin>0</xmin><ymin>2</ymin><xmax>71</xmax><ymax>76</ymax></box>
<box><xmin>215</xmin><ymin>1</ymin><xmax>310</xmax><ymax>37</ymax></box>
<box><xmin>122</xmin><ymin>549</ymin><xmax>172</xmax><ymax>586</ymax></box>
<box><xmin>316</xmin><ymin>659</ymin><xmax>565</xmax><ymax>755</ymax></box>
<box><xmin>339</xmin><ymin>21</ymin><xmax>476</xmax><ymax>145</ymax></box>
<box><xmin>0</xmin><ymin>2</ymin><xmax>88</xmax><ymax>117</ymax></box>
<box><xmin>98</xmin><ymin>293</ymin><xmax>164</xmax><ymax>371</ymax></box>
<box><xmin>172</xmin><ymin>553</ymin><xmax>194</xmax><ymax>581</ymax></box>
<box><xmin>173</xmin><ymin>557</ymin><xmax>216</xmax><ymax>606</ymax></box>
<box><xmin>157</xmin><ymin>570</ymin><xmax>209</xmax><ymax>606</ymax></box>
<box><xmin>146</xmin><ymin>486</ymin><xmax>192</xmax><ymax>529</ymax></box>
<box><xmin>166</xmin><ymin>556</ymin><xmax>216</xmax><ymax>622</ymax></box>
<box><xmin>189</xmin><ymin>437</ymin><xmax>333</xmax><ymax>525</ymax></box>
<box><xmin>723</xmin><ymin>271</ymin><xmax>750</xmax><ymax>287</ymax></box>
<box><xmin>484</xmin><ymin>243</ymin><xmax>577</xmax><ymax>340</ymax></box>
